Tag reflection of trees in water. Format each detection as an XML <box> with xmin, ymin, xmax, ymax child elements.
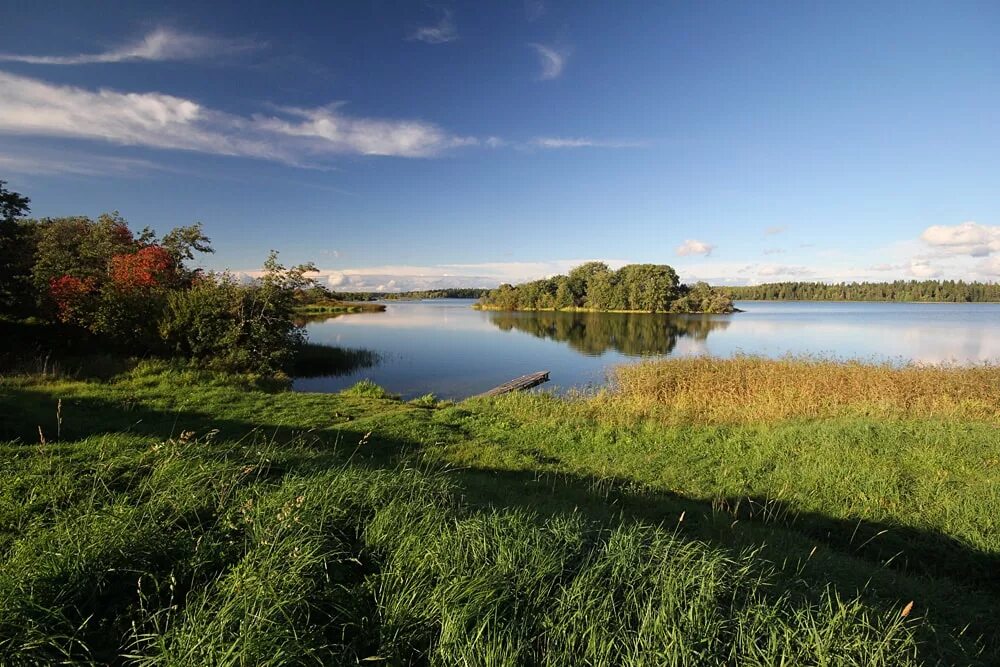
<box><xmin>488</xmin><ymin>311</ymin><xmax>731</xmax><ymax>356</ymax></box>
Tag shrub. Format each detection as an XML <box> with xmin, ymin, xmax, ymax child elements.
<box><xmin>342</xmin><ymin>379</ymin><xmax>395</xmax><ymax>399</ymax></box>
<box><xmin>159</xmin><ymin>253</ymin><xmax>316</xmax><ymax>374</ymax></box>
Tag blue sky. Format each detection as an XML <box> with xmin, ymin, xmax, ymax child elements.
<box><xmin>1</xmin><ymin>1</ymin><xmax>999</xmax><ymax>290</ymax></box>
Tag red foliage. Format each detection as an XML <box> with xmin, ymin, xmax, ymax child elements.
<box><xmin>109</xmin><ymin>245</ymin><xmax>175</xmax><ymax>289</ymax></box>
<box><xmin>49</xmin><ymin>275</ymin><xmax>95</xmax><ymax>323</ymax></box>
<box><xmin>110</xmin><ymin>221</ymin><xmax>134</xmax><ymax>247</ymax></box>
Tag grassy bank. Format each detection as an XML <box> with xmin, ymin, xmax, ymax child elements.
<box><xmin>1</xmin><ymin>358</ymin><xmax>997</xmax><ymax>664</ymax></box>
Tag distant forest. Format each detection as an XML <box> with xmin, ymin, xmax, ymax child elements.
<box><xmin>725</xmin><ymin>281</ymin><xmax>1000</xmax><ymax>303</ymax></box>
<box><xmin>322</xmin><ymin>280</ymin><xmax>1000</xmax><ymax>305</ymax></box>
<box><xmin>329</xmin><ymin>288</ymin><xmax>489</xmax><ymax>301</ymax></box>
<box><xmin>476</xmin><ymin>262</ymin><xmax>735</xmax><ymax>314</ymax></box>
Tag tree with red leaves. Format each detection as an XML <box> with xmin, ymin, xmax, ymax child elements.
<box><xmin>109</xmin><ymin>245</ymin><xmax>176</xmax><ymax>289</ymax></box>
<box><xmin>31</xmin><ymin>213</ymin><xmax>213</xmax><ymax>348</ymax></box>
<box><xmin>48</xmin><ymin>275</ymin><xmax>95</xmax><ymax>324</ymax></box>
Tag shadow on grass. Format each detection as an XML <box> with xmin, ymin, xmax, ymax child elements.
<box><xmin>0</xmin><ymin>386</ymin><xmax>995</xmax><ymax>663</ymax></box>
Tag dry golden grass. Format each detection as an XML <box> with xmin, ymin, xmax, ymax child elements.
<box><xmin>608</xmin><ymin>355</ymin><xmax>1000</xmax><ymax>424</ymax></box>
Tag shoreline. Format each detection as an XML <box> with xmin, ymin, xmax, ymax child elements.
<box><xmin>472</xmin><ymin>305</ymin><xmax>741</xmax><ymax>314</ymax></box>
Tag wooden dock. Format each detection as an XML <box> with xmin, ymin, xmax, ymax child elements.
<box><xmin>476</xmin><ymin>371</ymin><xmax>550</xmax><ymax>398</ymax></box>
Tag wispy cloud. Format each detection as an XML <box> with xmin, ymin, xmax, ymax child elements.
<box><xmin>908</xmin><ymin>259</ymin><xmax>942</xmax><ymax>278</ymax></box>
<box><xmin>408</xmin><ymin>9</ymin><xmax>459</xmax><ymax>44</ymax></box>
<box><xmin>0</xmin><ymin>27</ymin><xmax>261</xmax><ymax>65</ymax></box>
<box><xmin>530</xmin><ymin>43</ymin><xmax>568</xmax><ymax>80</ymax></box>
<box><xmin>531</xmin><ymin>137</ymin><xmax>642</xmax><ymax>149</ymax></box>
<box><xmin>0</xmin><ymin>149</ymin><xmax>166</xmax><ymax>177</ymax></box>
<box><xmin>675</xmin><ymin>239</ymin><xmax>715</xmax><ymax>257</ymax></box>
<box><xmin>254</xmin><ymin>104</ymin><xmax>477</xmax><ymax>157</ymax></box>
<box><xmin>756</xmin><ymin>264</ymin><xmax>813</xmax><ymax>277</ymax></box>
<box><xmin>524</xmin><ymin>1</ymin><xmax>547</xmax><ymax>22</ymax></box>
<box><xmin>764</xmin><ymin>225</ymin><xmax>787</xmax><ymax>236</ymax></box>
<box><xmin>0</xmin><ymin>71</ymin><xmax>476</xmax><ymax>163</ymax></box>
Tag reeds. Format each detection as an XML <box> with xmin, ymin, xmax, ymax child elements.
<box><xmin>609</xmin><ymin>355</ymin><xmax>1000</xmax><ymax>423</ymax></box>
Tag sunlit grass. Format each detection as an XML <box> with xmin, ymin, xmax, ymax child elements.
<box><xmin>608</xmin><ymin>355</ymin><xmax>1000</xmax><ymax>423</ymax></box>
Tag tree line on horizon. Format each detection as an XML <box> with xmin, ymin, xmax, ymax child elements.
<box><xmin>725</xmin><ymin>280</ymin><xmax>1000</xmax><ymax>302</ymax></box>
<box><xmin>476</xmin><ymin>262</ymin><xmax>736</xmax><ymax>314</ymax></box>
<box><xmin>328</xmin><ymin>287</ymin><xmax>489</xmax><ymax>301</ymax></box>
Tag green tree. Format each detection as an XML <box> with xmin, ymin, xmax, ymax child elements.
<box><xmin>32</xmin><ymin>213</ymin><xmax>137</xmax><ymax>292</ymax></box>
<box><xmin>567</xmin><ymin>261</ymin><xmax>611</xmax><ymax>306</ymax></box>
<box><xmin>554</xmin><ymin>282</ymin><xmax>574</xmax><ymax>310</ymax></box>
<box><xmin>585</xmin><ymin>271</ymin><xmax>617</xmax><ymax>310</ymax></box>
<box><xmin>0</xmin><ymin>181</ymin><xmax>33</xmax><ymax>317</ymax></box>
<box><xmin>615</xmin><ymin>264</ymin><xmax>679</xmax><ymax>311</ymax></box>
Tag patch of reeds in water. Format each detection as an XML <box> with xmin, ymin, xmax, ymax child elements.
<box><xmin>610</xmin><ymin>355</ymin><xmax>1000</xmax><ymax>423</ymax></box>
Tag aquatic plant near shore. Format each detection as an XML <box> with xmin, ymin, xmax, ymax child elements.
<box><xmin>610</xmin><ymin>355</ymin><xmax>1000</xmax><ymax>423</ymax></box>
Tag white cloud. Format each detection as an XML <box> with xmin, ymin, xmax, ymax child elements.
<box><xmin>409</xmin><ymin>10</ymin><xmax>458</xmax><ymax>44</ymax></box>
<box><xmin>530</xmin><ymin>43</ymin><xmax>567</xmax><ymax>80</ymax></box>
<box><xmin>254</xmin><ymin>104</ymin><xmax>477</xmax><ymax>157</ymax></box>
<box><xmin>764</xmin><ymin>225</ymin><xmax>787</xmax><ymax>236</ymax></box>
<box><xmin>675</xmin><ymin>239</ymin><xmax>715</xmax><ymax>257</ymax></box>
<box><xmin>762</xmin><ymin>248</ymin><xmax>785</xmax><ymax>255</ymax></box>
<box><xmin>977</xmin><ymin>256</ymin><xmax>1000</xmax><ymax>277</ymax></box>
<box><xmin>0</xmin><ymin>71</ymin><xmax>476</xmax><ymax>162</ymax></box>
<box><xmin>531</xmin><ymin>137</ymin><xmax>642</xmax><ymax>149</ymax></box>
<box><xmin>0</xmin><ymin>27</ymin><xmax>260</xmax><ymax>65</ymax></box>
<box><xmin>869</xmin><ymin>263</ymin><xmax>903</xmax><ymax>272</ymax></box>
<box><xmin>908</xmin><ymin>259</ymin><xmax>942</xmax><ymax>278</ymax></box>
<box><xmin>756</xmin><ymin>264</ymin><xmax>813</xmax><ymax>277</ymax></box>
<box><xmin>920</xmin><ymin>221</ymin><xmax>1000</xmax><ymax>257</ymax></box>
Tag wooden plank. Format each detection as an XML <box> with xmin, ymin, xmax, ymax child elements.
<box><xmin>476</xmin><ymin>371</ymin><xmax>550</xmax><ymax>398</ymax></box>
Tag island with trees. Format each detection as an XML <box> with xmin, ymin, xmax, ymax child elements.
<box><xmin>475</xmin><ymin>261</ymin><xmax>737</xmax><ymax>314</ymax></box>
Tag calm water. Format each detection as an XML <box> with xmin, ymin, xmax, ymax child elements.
<box><xmin>293</xmin><ymin>299</ymin><xmax>1000</xmax><ymax>399</ymax></box>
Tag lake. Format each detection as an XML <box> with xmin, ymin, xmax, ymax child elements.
<box><xmin>293</xmin><ymin>299</ymin><xmax>1000</xmax><ymax>399</ymax></box>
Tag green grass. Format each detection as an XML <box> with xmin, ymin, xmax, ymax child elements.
<box><xmin>0</xmin><ymin>361</ymin><xmax>997</xmax><ymax>664</ymax></box>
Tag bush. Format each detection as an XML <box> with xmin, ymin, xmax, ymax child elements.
<box><xmin>159</xmin><ymin>253</ymin><xmax>316</xmax><ymax>374</ymax></box>
<box><xmin>342</xmin><ymin>379</ymin><xmax>395</xmax><ymax>399</ymax></box>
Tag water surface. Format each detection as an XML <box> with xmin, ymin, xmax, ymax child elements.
<box><xmin>294</xmin><ymin>299</ymin><xmax>1000</xmax><ymax>399</ymax></box>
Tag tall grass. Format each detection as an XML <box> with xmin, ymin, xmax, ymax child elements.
<box><xmin>0</xmin><ymin>429</ymin><xmax>942</xmax><ymax>665</ymax></box>
<box><xmin>610</xmin><ymin>355</ymin><xmax>1000</xmax><ymax>423</ymax></box>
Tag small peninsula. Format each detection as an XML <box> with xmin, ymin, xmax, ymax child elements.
<box><xmin>475</xmin><ymin>261</ymin><xmax>737</xmax><ymax>314</ymax></box>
